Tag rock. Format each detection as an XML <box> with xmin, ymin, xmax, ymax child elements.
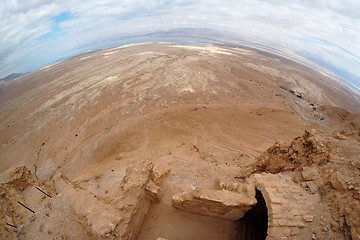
<box><xmin>306</xmin><ymin>181</ymin><xmax>318</xmax><ymax>194</ymax></box>
<box><xmin>172</xmin><ymin>189</ymin><xmax>256</xmax><ymax>220</ymax></box>
<box><xmin>16</xmin><ymin>224</ymin><xmax>25</xmax><ymax>237</ymax></box>
<box><xmin>334</xmin><ymin>132</ymin><xmax>347</xmax><ymax>140</ymax></box>
<box><xmin>301</xmin><ymin>167</ymin><xmax>320</xmax><ymax>181</ymax></box>
<box><xmin>312</xmin><ymin>233</ymin><xmax>317</xmax><ymax>240</ymax></box>
<box><xmin>294</xmin><ymin>91</ymin><xmax>303</xmax><ymax>98</ymax></box>
<box><xmin>329</xmin><ymin>172</ymin><xmax>346</xmax><ymax>191</ymax></box>
<box><xmin>344</xmin><ymin>210</ymin><xmax>360</xmax><ymax>240</ymax></box>
<box><xmin>150</xmin><ymin>167</ymin><xmax>170</xmax><ymax>186</ymax></box>
<box><xmin>215</xmin><ymin>178</ymin><xmax>254</xmax><ymax>195</ymax></box>
<box><xmin>29</xmin><ymin>214</ymin><xmax>36</xmax><ymax>222</ymax></box>
<box><xmin>145</xmin><ymin>180</ymin><xmax>162</xmax><ymax>203</ymax></box>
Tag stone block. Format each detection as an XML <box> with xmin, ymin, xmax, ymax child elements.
<box><xmin>268</xmin><ymin>226</ymin><xmax>283</xmax><ymax>237</ymax></box>
<box><xmin>288</xmin><ymin>219</ymin><xmax>306</xmax><ymax>228</ymax></box>
<box><xmin>303</xmin><ymin>214</ymin><xmax>314</xmax><ymax>222</ymax></box>
<box><xmin>283</xmin><ymin>227</ymin><xmax>291</xmax><ymax>236</ymax></box>
<box><xmin>272</xmin><ymin>213</ymin><xmax>283</xmax><ymax>220</ymax></box>
<box><xmin>286</xmin><ymin>237</ymin><xmax>299</xmax><ymax>240</ymax></box>
<box><xmin>278</xmin><ymin>219</ymin><xmax>287</xmax><ymax>226</ymax></box>
<box><xmin>291</xmin><ymin>209</ymin><xmax>300</xmax><ymax>216</ymax></box>
<box><xmin>297</xmin><ymin>221</ymin><xmax>306</xmax><ymax>228</ymax></box>
<box><xmin>270</xmin><ymin>196</ymin><xmax>284</xmax><ymax>204</ymax></box>
<box><xmin>172</xmin><ymin>189</ymin><xmax>256</xmax><ymax>220</ymax></box>
<box><xmin>291</xmin><ymin>227</ymin><xmax>300</xmax><ymax>235</ymax></box>
<box><xmin>271</xmin><ymin>219</ymin><xmax>280</xmax><ymax>226</ymax></box>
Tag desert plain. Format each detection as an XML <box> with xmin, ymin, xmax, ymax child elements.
<box><xmin>0</xmin><ymin>42</ymin><xmax>360</xmax><ymax>240</ymax></box>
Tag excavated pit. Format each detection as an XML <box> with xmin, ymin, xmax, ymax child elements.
<box><xmin>236</xmin><ymin>189</ymin><xmax>268</xmax><ymax>240</ymax></box>
<box><xmin>139</xmin><ymin>186</ymin><xmax>269</xmax><ymax>240</ymax></box>
<box><xmin>138</xmin><ymin>201</ymin><xmax>238</xmax><ymax>239</ymax></box>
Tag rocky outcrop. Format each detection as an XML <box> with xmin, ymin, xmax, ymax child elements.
<box><xmin>241</xmin><ymin>130</ymin><xmax>331</xmax><ymax>176</ymax></box>
<box><xmin>0</xmin><ymin>162</ymin><xmax>167</xmax><ymax>240</ymax></box>
<box><xmin>235</xmin><ymin>130</ymin><xmax>360</xmax><ymax>240</ymax></box>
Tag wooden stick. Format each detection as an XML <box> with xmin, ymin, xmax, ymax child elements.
<box><xmin>6</xmin><ymin>223</ymin><xmax>17</xmax><ymax>228</ymax></box>
<box><xmin>35</xmin><ymin>187</ymin><xmax>52</xmax><ymax>198</ymax></box>
<box><xmin>18</xmin><ymin>201</ymin><xmax>35</xmax><ymax>213</ymax></box>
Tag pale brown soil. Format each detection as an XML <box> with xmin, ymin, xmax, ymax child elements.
<box><xmin>0</xmin><ymin>42</ymin><xmax>359</xmax><ymax>239</ymax></box>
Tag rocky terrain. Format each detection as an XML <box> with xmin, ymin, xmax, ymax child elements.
<box><xmin>0</xmin><ymin>42</ymin><xmax>359</xmax><ymax>239</ymax></box>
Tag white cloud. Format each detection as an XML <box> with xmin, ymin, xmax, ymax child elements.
<box><xmin>0</xmin><ymin>0</ymin><xmax>359</xmax><ymax>92</ymax></box>
<box><xmin>0</xmin><ymin>1</ymin><xmax>61</xmax><ymax>69</ymax></box>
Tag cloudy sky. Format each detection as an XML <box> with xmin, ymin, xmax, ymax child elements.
<box><xmin>0</xmin><ymin>0</ymin><xmax>360</xmax><ymax>92</ymax></box>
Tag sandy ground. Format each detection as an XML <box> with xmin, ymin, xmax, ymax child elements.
<box><xmin>0</xmin><ymin>42</ymin><xmax>359</xmax><ymax>239</ymax></box>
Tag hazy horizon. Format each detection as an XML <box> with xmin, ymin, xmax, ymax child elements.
<box><xmin>1</xmin><ymin>0</ymin><xmax>360</xmax><ymax>94</ymax></box>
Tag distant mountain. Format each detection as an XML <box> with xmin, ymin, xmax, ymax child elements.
<box><xmin>1</xmin><ymin>72</ymin><xmax>26</xmax><ymax>81</ymax></box>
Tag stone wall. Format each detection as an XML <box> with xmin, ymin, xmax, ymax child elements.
<box><xmin>252</xmin><ymin>173</ymin><xmax>327</xmax><ymax>240</ymax></box>
<box><xmin>172</xmin><ymin>172</ymin><xmax>333</xmax><ymax>240</ymax></box>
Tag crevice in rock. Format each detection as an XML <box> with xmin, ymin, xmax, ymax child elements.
<box><xmin>236</xmin><ymin>189</ymin><xmax>268</xmax><ymax>240</ymax></box>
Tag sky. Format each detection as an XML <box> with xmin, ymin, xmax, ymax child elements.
<box><xmin>0</xmin><ymin>0</ymin><xmax>360</xmax><ymax>92</ymax></box>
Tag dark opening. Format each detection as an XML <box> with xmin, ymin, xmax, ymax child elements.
<box><xmin>236</xmin><ymin>189</ymin><xmax>268</xmax><ymax>240</ymax></box>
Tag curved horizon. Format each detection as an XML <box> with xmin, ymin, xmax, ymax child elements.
<box><xmin>1</xmin><ymin>0</ymin><xmax>360</xmax><ymax>94</ymax></box>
